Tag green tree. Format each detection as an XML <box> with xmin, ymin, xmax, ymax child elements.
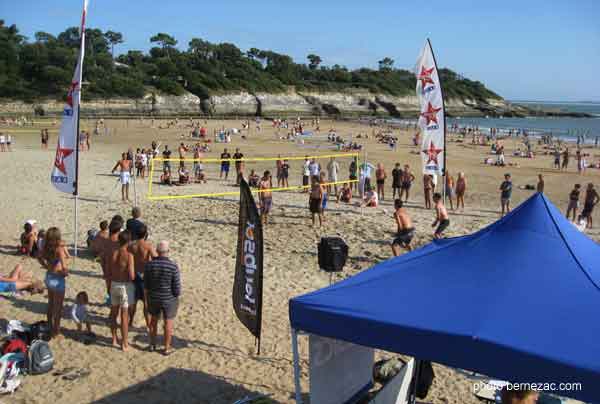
<box><xmin>307</xmin><ymin>54</ymin><xmax>322</xmax><ymax>70</ymax></box>
<box><xmin>104</xmin><ymin>30</ymin><xmax>123</xmax><ymax>59</ymax></box>
<box><xmin>378</xmin><ymin>57</ymin><xmax>394</xmax><ymax>72</ymax></box>
<box><xmin>150</xmin><ymin>33</ymin><xmax>177</xmax><ymax>58</ymax></box>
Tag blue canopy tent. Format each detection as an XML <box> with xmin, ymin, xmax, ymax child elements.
<box><xmin>289</xmin><ymin>193</ymin><xmax>600</xmax><ymax>403</ymax></box>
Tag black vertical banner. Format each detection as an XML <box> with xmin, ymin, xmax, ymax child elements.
<box><xmin>233</xmin><ymin>178</ymin><xmax>263</xmax><ymax>353</ymax></box>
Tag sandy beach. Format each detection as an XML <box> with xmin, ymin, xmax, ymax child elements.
<box><xmin>0</xmin><ymin>118</ymin><xmax>598</xmax><ymax>404</ymax></box>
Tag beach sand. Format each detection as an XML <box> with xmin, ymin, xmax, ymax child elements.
<box><xmin>0</xmin><ymin>118</ymin><xmax>598</xmax><ymax>404</ymax></box>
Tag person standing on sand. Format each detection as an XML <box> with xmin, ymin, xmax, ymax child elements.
<box><xmin>499</xmin><ymin>173</ymin><xmax>513</xmax><ymax>216</ymax></box>
<box><xmin>581</xmin><ymin>183</ymin><xmax>599</xmax><ymax>229</ymax></box>
<box><xmin>108</xmin><ymin>231</ymin><xmax>135</xmax><ymax>351</ymax></box>
<box><xmin>455</xmin><ymin>172</ymin><xmax>467</xmax><ymax>210</ymax></box>
<box><xmin>302</xmin><ymin>156</ymin><xmax>310</xmax><ymax>192</ymax></box>
<box><xmin>553</xmin><ymin>148</ymin><xmax>561</xmax><ymax>169</ymax></box>
<box><xmin>144</xmin><ymin>241</ymin><xmax>181</xmax><ymax>355</ymax></box>
<box><xmin>431</xmin><ymin>193</ymin><xmax>449</xmax><ymax>239</ymax></box>
<box><xmin>576</xmin><ymin>149</ymin><xmax>583</xmax><ymax>174</ymax></box>
<box><xmin>178</xmin><ymin>143</ymin><xmax>188</xmax><ymax>170</ymax></box>
<box><xmin>391</xmin><ymin>163</ymin><xmax>402</xmax><ymax>200</ymax></box>
<box><xmin>400</xmin><ymin>165</ymin><xmax>415</xmax><ymax>203</ymax></box>
<box><xmin>375</xmin><ymin>163</ymin><xmax>387</xmax><ymax>201</ymax></box>
<box><xmin>259</xmin><ymin>171</ymin><xmax>273</xmax><ymax>225</ymax></box>
<box><xmin>349</xmin><ymin>158</ymin><xmax>358</xmax><ymax>192</ymax></box>
<box><xmin>112</xmin><ymin>152</ymin><xmax>133</xmax><ymax>202</ymax></box>
<box><xmin>391</xmin><ymin>199</ymin><xmax>415</xmax><ymax>255</ymax></box>
<box><xmin>536</xmin><ymin>174</ymin><xmax>544</xmax><ymax>193</ymax></box>
<box><xmin>445</xmin><ymin>172</ymin><xmax>455</xmax><ymax>210</ymax></box>
<box><xmin>40</xmin><ymin>227</ymin><xmax>70</xmax><ymax>339</ymax></box>
<box><xmin>327</xmin><ymin>157</ymin><xmax>340</xmax><ymax>196</ymax></box>
<box><xmin>561</xmin><ymin>148</ymin><xmax>569</xmax><ymax>170</ymax></box>
<box><xmin>220</xmin><ymin>148</ymin><xmax>231</xmax><ymax>180</ymax></box>
<box><xmin>423</xmin><ymin>174</ymin><xmax>434</xmax><ymax>209</ymax></box>
<box><xmin>128</xmin><ymin>224</ymin><xmax>156</xmax><ymax>329</ymax></box>
<box><xmin>309</xmin><ymin>176</ymin><xmax>324</xmax><ymax>227</ymax></box>
<box><xmin>233</xmin><ymin>148</ymin><xmax>244</xmax><ymax>186</ymax></box>
<box><xmin>566</xmin><ymin>184</ymin><xmax>581</xmax><ymax>221</ymax></box>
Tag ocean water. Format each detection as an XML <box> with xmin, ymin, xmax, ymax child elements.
<box><xmin>448</xmin><ymin>101</ymin><xmax>600</xmax><ymax>142</ymax></box>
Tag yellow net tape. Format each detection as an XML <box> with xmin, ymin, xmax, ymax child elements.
<box><xmin>147</xmin><ymin>152</ymin><xmax>360</xmax><ymax>200</ymax></box>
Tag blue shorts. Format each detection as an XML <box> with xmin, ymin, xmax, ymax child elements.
<box><xmin>0</xmin><ymin>282</ymin><xmax>16</xmax><ymax>293</ymax></box>
<box><xmin>221</xmin><ymin>164</ymin><xmax>230</xmax><ymax>173</ymax></box>
<box><xmin>134</xmin><ymin>273</ymin><xmax>144</xmax><ymax>301</ymax></box>
<box><xmin>45</xmin><ymin>272</ymin><xmax>66</xmax><ymax>293</ymax></box>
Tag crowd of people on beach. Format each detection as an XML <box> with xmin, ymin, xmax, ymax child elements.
<box><xmin>6</xmin><ymin>208</ymin><xmax>182</xmax><ymax>355</ymax></box>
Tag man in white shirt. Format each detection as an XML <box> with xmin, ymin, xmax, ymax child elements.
<box><xmin>327</xmin><ymin>157</ymin><xmax>340</xmax><ymax>196</ymax></box>
<box><xmin>309</xmin><ymin>159</ymin><xmax>320</xmax><ymax>177</ymax></box>
<box><xmin>302</xmin><ymin>157</ymin><xmax>310</xmax><ymax>193</ymax></box>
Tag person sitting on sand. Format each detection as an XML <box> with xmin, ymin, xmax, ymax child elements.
<box><xmin>0</xmin><ymin>264</ymin><xmax>43</xmax><ymax>294</ymax></box>
<box><xmin>500</xmin><ymin>387</ymin><xmax>539</xmax><ymax>404</ymax></box>
<box><xmin>70</xmin><ymin>291</ymin><xmax>93</xmax><ymax>335</ymax></box>
<box><xmin>248</xmin><ymin>169</ymin><xmax>260</xmax><ymax>188</ymax></box>
<box><xmin>178</xmin><ymin>167</ymin><xmax>190</xmax><ymax>184</ymax></box>
<box><xmin>337</xmin><ymin>182</ymin><xmax>352</xmax><ymax>204</ymax></box>
<box><xmin>112</xmin><ymin>152</ymin><xmax>132</xmax><ymax>202</ymax></box>
<box><xmin>391</xmin><ymin>199</ymin><xmax>415</xmax><ymax>255</ymax></box>
<box><xmin>431</xmin><ymin>193</ymin><xmax>449</xmax><ymax>239</ymax></box>
<box><xmin>108</xmin><ymin>230</ymin><xmax>135</xmax><ymax>351</ymax></box>
<box><xmin>161</xmin><ymin>169</ymin><xmax>172</xmax><ymax>186</ymax></box>
<box><xmin>362</xmin><ymin>186</ymin><xmax>379</xmax><ymax>208</ymax></box>
<box><xmin>500</xmin><ymin>173</ymin><xmax>513</xmax><ymax>216</ymax></box>
<box><xmin>20</xmin><ymin>222</ymin><xmax>38</xmax><ymax>257</ymax></box>
<box><xmin>259</xmin><ymin>171</ymin><xmax>273</xmax><ymax>225</ymax></box>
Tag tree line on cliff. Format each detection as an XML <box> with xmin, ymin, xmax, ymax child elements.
<box><xmin>0</xmin><ymin>21</ymin><xmax>500</xmax><ymax>103</ymax></box>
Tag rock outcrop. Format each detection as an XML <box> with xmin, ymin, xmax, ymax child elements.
<box><xmin>0</xmin><ymin>90</ymin><xmax>586</xmax><ymax>118</ymax></box>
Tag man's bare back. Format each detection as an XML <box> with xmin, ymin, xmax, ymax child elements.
<box><xmin>108</xmin><ymin>246</ymin><xmax>134</xmax><ymax>283</ymax></box>
<box><xmin>128</xmin><ymin>239</ymin><xmax>156</xmax><ymax>274</ymax></box>
<box><xmin>436</xmin><ymin>202</ymin><xmax>449</xmax><ymax>221</ymax></box>
<box><xmin>395</xmin><ymin>208</ymin><xmax>413</xmax><ymax>232</ymax></box>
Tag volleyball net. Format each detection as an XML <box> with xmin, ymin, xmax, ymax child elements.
<box><xmin>147</xmin><ymin>152</ymin><xmax>360</xmax><ymax>200</ymax></box>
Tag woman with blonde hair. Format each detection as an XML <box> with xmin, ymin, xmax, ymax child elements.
<box><xmin>40</xmin><ymin>227</ymin><xmax>70</xmax><ymax>339</ymax></box>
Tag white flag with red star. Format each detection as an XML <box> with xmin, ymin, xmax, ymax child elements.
<box><xmin>51</xmin><ymin>0</ymin><xmax>88</xmax><ymax>194</ymax></box>
<box><xmin>415</xmin><ymin>39</ymin><xmax>445</xmax><ymax>176</ymax></box>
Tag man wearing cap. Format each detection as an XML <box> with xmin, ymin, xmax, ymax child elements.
<box><xmin>144</xmin><ymin>241</ymin><xmax>181</xmax><ymax>355</ymax></box>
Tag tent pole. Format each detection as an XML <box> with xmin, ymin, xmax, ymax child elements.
<box><xmin>410</xmin><ymin>359</ymin><xmax>421</xmax><ymax>404</ymax></box>
<box><xmin>291</xmin><ymin>328</ymin><xmax>303</xmax><ymax>404</ymax></box>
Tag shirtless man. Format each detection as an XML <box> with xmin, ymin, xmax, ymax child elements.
<box><xmin>431</xmin><ymin>193</ymin><xmax>449</xmax><ymax>239</ymax></box>
<box><xmin>391</xmin><ymin>199</ymin><xmax>415</xmax><ymax>255</ymax></box>
<box><xmin>112</xmin><ymin>152</ymin><xmax>133</xmax><ymax>202</ymax></box>
<box><xmin>399</xmin><ymin>165</ymin><xmax>415</xmax><ymax>203</ymax></box>
<box><xmin>100</xmin><ymin>220</ymin><xmax>121</xmax><ymax>305</ymax></box>
<box><xmin>455</xmin><ymin>172</ymin><xmax>467</xmax><ymax>210</ymax></box>
<box><xmin>309</xmin><ymin>176</ymin><xmax>324</xmax><ymax>227</ymax></box>
<box><xmin>178</xmin><ymin>143</ymin><xmax>188</xmax><ymax>169</ymax></box>
<box><xmin>259</xmin><ymin>171</ymin><xmax>273</xmax><ymax>225</ymax></box>
<box><xmin>581</xmin><ymin>183</ymin><xmax>599</xmax><ymax>229</ymax></box>
<box><xmin>128</xmin><ymin>224</ymin><xmax>157</xmax><ymax>329</ymax></box>
<box><xmin>107</xmin><ymin>231</ymin><xmax>135</xmax><ymax>351</ymax></box>
<box><xmin>90</xmin><ymin>220</ymin><xmax>109</xmax><ymax>257</ymax></box>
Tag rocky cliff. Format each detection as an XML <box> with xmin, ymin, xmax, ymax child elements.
<box><xmin>0</xmin><ymin>90</ymin><xmax>560</xmax><ymax>118</ymax></box>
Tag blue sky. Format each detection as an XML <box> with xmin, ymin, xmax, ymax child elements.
<box><xmin>2</xmin><ymin>0</ymin><xmax>599</xmax><ymax>101</ymax></box>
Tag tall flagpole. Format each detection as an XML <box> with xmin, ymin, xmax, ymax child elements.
<box><xmin>427</xmin><ymin>38</ymin><xmax>447</xmax><ymax>201</ymax></box>
<box><xmin>74</xmin><ymin>104</ymin><xmax>80</xmax><ymax>260</ymax></box>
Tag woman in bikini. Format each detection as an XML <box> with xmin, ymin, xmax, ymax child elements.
<box><xmin>40</xmin><ymin>227</ymin><xmax>70</xmax><ymax>339</ymax></box>
<box><xmin>456</xmin><ymin>172</ymin><xmax>467</xmax><ymax>210</ymax></box>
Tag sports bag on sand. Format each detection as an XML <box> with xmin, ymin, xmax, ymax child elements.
<box><xmin>26</xmin><ymin>340</ymin><xmax>54</xmax><ymax>375</ymax></box>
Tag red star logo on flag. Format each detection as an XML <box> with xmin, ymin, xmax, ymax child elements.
<box><xmin>422</xmin><ymin>141</ymin><xmax>443</xmax><ymax>165</ymax></box>
<box><xmin>418</xmin><ymin>66</ymin><xmax>435</xmax><ymax>88</ymax></box>
<box><xmin>420</xmin><ymin>102</ymin><xmax>442</xmax><ymax>126</ymax></box>
<box><xmin>66</xmin><ymin>81</ymin><xmax>79</xmax><ymax>108</ymax></box>
<box><xmin>54</xmin><ymin>146</ymin><xmax>74</xmax><ymax>175</ymax></box>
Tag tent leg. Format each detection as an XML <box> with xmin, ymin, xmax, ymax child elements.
<box><xmin>291</xmin><ymin>328</ymin><xmax>303</xmax><ymax>404</ymax></box>
<box><xmin>410</xmin><ymin>359</ymin><xmax>421</xmax><ymax>404</ymax></box>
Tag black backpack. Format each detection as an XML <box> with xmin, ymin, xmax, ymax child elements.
<box><xmin>26</xmin><ymin>340</ymin><xmax>54</xmax><ymax>375</ymax></box>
